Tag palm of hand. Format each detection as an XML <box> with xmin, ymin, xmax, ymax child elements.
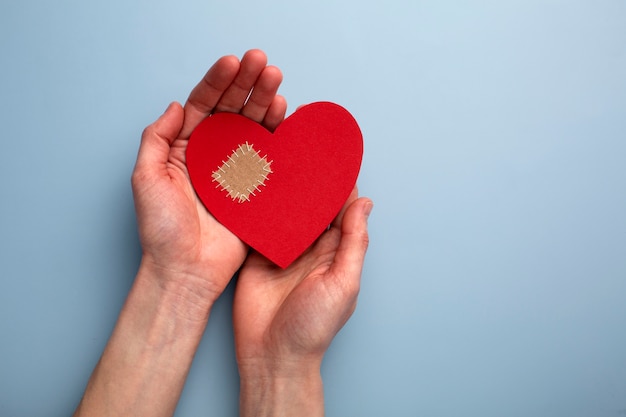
<box><xmin>132</xmin><ymin>50</ymin><xmax>287</xmax><ymax>298</ymax></box>
<box><xmin>134</xmin><ymin>127</ymin><xmax>247</xmax><ymax>288</ymax></box>
<box><xmin>234</xmin><ymin>191</ymin><xmax>370</xmax><ymax>367</ymax></box>
<box><xmin>234</xmin><ymin>238</ymin><xmax>344</xmax><ymax>361</ymax></box>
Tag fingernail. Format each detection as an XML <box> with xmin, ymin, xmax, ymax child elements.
<box><xmin>163</xmin><ymin>101</ymin><xmax>175</xmax><ymax>115</ymax></box>
<box><xmin>363</xmin><ymin>201</ymin><xmax>373</xmax><ymax>219</ymax></box>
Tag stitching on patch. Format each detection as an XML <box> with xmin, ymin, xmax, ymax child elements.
<box><xmin>211</xmin><ymin>142</ymin><xmax>273</xmax><ymax>203</ymax></box>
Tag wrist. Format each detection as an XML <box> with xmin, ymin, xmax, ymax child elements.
<box><xmin>239</xmin><ymin>359</ymin><xmax>324</xmax><ymax>417</ymax></box>
<box><xmin>136</xmin><ymin>256</ymin><xmax>226</xmax><ymax>321</ymax></box>
<box><xmin>74</xmin><ymin>259</ymin><xmax>217</xmax><ymax>417</ymax></box>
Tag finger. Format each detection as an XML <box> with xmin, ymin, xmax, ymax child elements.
<box><xmin>262</xmin><ymin>95</ymin><xmax>287</xmax><ymax>132</ymax></box>
<box><xmin>133</xmin><ymin>102</ymin><xmax>185</xmax><ymax>177</ymax></box>
<box><xmin>213</xmin><ymin>49</ymin><xmax>268</xmax><ymax>114</ymax></box>
<box><xmin>180</xmin><ymin>55</ymin><xmax>241</xmax><ymax>138</ymax></box>
<box><xmin>328</xmin><ymin>197</ymin><xmax>372</xmax><ymax>287</ymax></box>
<box><xmin>240</xmin><ymin>65</ymin><xmax>283</xmax><ymax>124</ymax></box>
<box><xmin>331</xmin><ymin>186</ymin><xmax>359</xmax><ymax>229</ymax></box>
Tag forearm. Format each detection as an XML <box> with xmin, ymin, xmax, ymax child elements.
<box><xmin>74</xmin><ymin>260</ymin><xmax>216</xmax><ymax>417</ymax></box>
<box><xmin>239</xmin><ymin>361</ymin><xmax>324</xmax><ymax>417</ymax></box>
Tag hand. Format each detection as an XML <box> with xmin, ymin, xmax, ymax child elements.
<box><xmin>132</xmin><ymin>49</ymin><xmax>287</xmax><ymax>309</ymax></box>
<box><xmin>234</xmin><ymin>188</ymin><xmax>372</xmax><ymax>416</ymax></box>
<box><xmin>73</xmin><ymin>51</ymin><xmax>287</xmax><ymax>417</ymax></box>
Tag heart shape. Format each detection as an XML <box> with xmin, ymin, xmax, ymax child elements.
<box><xmin>186</xmin><ymin>102</ymin><xmax>363</xmax><ymax>268</ymax></box>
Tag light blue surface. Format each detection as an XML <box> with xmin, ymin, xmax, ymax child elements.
<box><xmin>1</xmin><ymin>1</ymin><xmax>625</xmax><ymax>416</ymax></box>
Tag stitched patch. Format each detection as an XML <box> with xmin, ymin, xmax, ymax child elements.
<box><xmin>211</xmin><ymin>142</ymin><xmax>272</xmax><ymax>203</ymax></box>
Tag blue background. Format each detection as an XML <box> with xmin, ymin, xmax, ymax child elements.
<box><xmin>1</xmin><ymin>1</ymin><xmax>625</xmax><ymax>416</ymax></box>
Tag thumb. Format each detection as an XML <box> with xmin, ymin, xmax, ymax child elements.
<box><xmin>329</xmin><ymin>197</ymin><xmax>373</xmax><ymax>283</ymax></box>
<box><xmin>135</xmin><ymin>102</ymin><xmax>184</xmax><ymax>170</ymax></box>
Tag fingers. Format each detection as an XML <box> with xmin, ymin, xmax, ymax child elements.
<box><xmin>135</xmin><ymin>102</ymin><xmax>185</xmax><ymax>174</ymax></box>
<box><xmin>214</xmin><ymin>49</ymin><xmax>267</xmax><ymax>114</ymax></box>
<box><xmin>262</xmin><ymin>94</ymin><xmax>288</xmax><ymax>132</ymax></box>
<box><xmin>328</xmin><ymin>197</ymin><xmax>373</xmax><ymax>286</ymax></box>
<box><xmin>181</xmin><ymin>49</ymin><xmax>285</xmax><ymax>138</ymax></box>
<box><xmin>181</xmin><ymin>55</ymin><xmax>240</xmax><ymax>138</ymax></box>
<box><xmin>240</xmin><ymin>65</ymin><xmax>284</xmax><ymax>126</ymax></box>
<box><xmin>331</xmin><ymin>186</ymin><xmax>359</xmax><ymax>229</ymax></box>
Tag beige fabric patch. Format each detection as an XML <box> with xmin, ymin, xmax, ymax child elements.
<box><xmin>212</xmin><ymin>142</ymin><xmax>273</xmax><ymax>203</ymax></box>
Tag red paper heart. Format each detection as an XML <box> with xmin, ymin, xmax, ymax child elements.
<box><xmin>186</xmin><ymin>102</ymin><xmax>363</xmax><ymax>268</ymax></box>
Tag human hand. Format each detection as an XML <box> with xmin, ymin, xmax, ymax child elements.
<box><xmin>73</xmin><ymin>51</ymin><xmax>287</xmax><ymax>417</ymax></box>
<box><xmin>233</xmin><ymin>188</ymin><xmax>372</xmax><ymax>416</ymax></box>
<box><xmin>132</xmin><ymin>49</ymin><xmax>287</xmax><ymax>310</ymax></box>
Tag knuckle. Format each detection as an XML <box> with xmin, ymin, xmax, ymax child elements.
<box><xmin>130</xmin><ymin>168</ymin><xmax>142</xmax><ymax>190</ymax></box>
<box><xmin>141</xmin><ymin>124</ymin><xmax>156</xmax><ymax>141</ymax></box>
<box><xmin>341</xmin><ymin>276</ymin><xmax>361</xmax><ymax>302</ymax></box>
<box><xmin>130</xmin><ymin>165</ymin><xmax>149</xmax><ymax>190</ymax></box>
<box><xmin>355</xmin><ymin>228</ymin><xmax>370</xmax><ymax>252</ymax></box>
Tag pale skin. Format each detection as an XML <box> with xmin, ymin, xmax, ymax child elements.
<box><xmin>73</xmin><ymin>49</ymin><xmax>372</xmax><ymax>417</ymax></box>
